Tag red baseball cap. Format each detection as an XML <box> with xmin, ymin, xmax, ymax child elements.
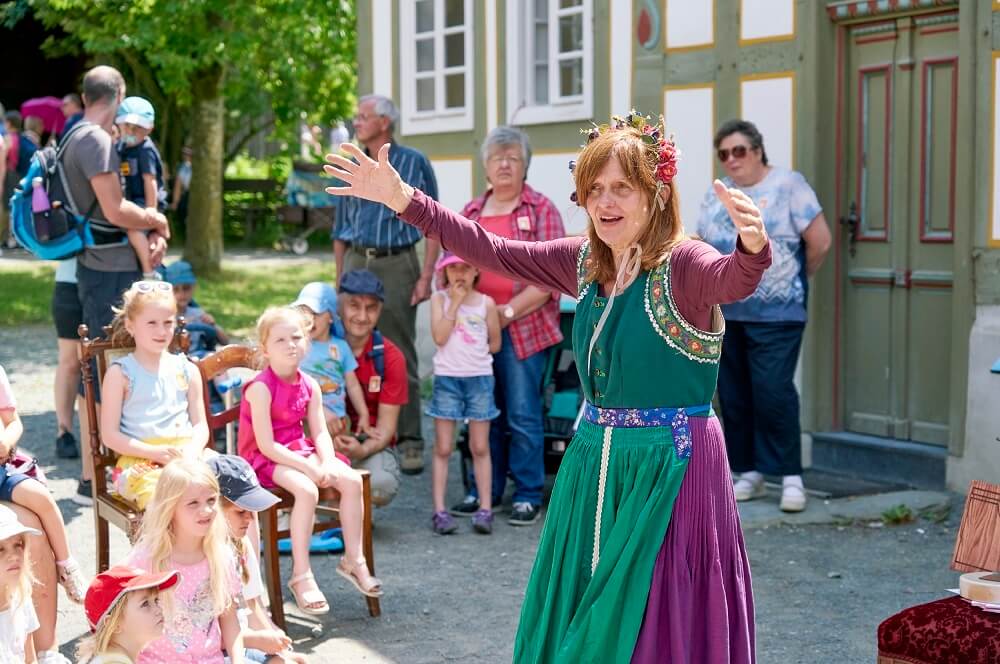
<box><xmin>84</xmin><ymin>566</ymin><xmax>181</xmax><ymax>631</ymax></box>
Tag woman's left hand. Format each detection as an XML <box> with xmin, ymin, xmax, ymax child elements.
<box><xmin>713</xmin><ymin>179</ymin><xmax>768</xmax><ymax>254</ymax></box>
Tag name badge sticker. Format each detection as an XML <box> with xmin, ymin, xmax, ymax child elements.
<box><xmin>368</xmin><ymin>375</ymin><xmax>382</xmax><ymax>393</ymax></box>
<box><xmin>516</xmin><ymin>215</ymin><xmax>532</xmax><ymax>232</ymax></box>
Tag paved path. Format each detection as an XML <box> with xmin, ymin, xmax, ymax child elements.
<box><xmin>0</xmin><ymin>325</ymin><xmax>962</xmax><ymax>663</ymax></box>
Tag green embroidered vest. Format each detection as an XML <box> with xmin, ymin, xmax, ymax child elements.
<box><xmin>572</xmin><ymin>241</ymin><xmax>724</xmax><ymax>409</ymax></box>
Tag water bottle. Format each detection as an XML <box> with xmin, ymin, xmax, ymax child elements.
<box><xmin>31</xmin><ymin>177</ymin><xmax>51</xmax><ymax>241</ymax></box>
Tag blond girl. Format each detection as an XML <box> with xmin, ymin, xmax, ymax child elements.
<box><xmin>0</xmin><ymin>504</ymin><xmax>40</xmax><ymax>663</ymax></box>
<box><xmin>76</xmin><ymin>565</ymin><xmax>180</xmax><ymax>664</ymax></box>
<box><xmin>237</xmin><ymin>307</ymin><xmax>382</xmax><ymax>616</ymax></box>
<box><xmin>124</xmin><ymin>459</ymin><xmax>244</xmax><ymax>664</ymax></box>
<box><xmin>100</xmin><ymin>280</ymin><xmax>211</xmax><ymax>510</ymax></box>
<box><xmin>208</xmin><ymin>454</ymin><xmax>309</xmax><ymax>664</ymax></box>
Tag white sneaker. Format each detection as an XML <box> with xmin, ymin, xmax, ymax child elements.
<box><xmin>780</xmin><ymin>482</ymin><xmax>807</xmax><ymax>512</ymax></box>
<box><xmin>733</xmin><ymin>472</ymin><xmax>766</xmax><ymax>501</ymax></box>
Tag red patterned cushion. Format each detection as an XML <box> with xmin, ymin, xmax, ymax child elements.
<box><xmin>878</xmin><ymin>596</ymin><xmax>1000</xmax><ymax>663</ymax></box>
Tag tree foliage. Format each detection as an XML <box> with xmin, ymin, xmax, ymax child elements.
<box><xmin>3</xmin><ymin>0</ymin><xmax>356</xmax><ymax>271</ymax></box>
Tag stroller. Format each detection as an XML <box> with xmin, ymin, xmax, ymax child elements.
<box><xmin>457</xmin><ymin>295</ymin><xmax>581</xmax><ymax>493</ymax></box>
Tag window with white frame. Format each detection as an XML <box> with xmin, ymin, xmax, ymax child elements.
<box><xmin>399</xmin><ymin>0</ymin><xmax>474</xmax><ymax>135</ymax></box>
<box><xmin>506</xmin><ymin>0</ymin><xmax>593</xmax><ymax>125</ymax></box>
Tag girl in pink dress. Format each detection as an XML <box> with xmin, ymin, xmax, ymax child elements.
<box><xmin>238</xmin><ymin>307</ymin><xmax>382</xmax><ymax>616</ymax></box>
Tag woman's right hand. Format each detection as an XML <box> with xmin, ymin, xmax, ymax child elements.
<box><xmin>324</xmin><ymin>143</ymin><xmax>415</xmax><ymax>213</ymax></box>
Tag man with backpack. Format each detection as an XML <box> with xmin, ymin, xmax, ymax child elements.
<box><xmin>335</xmin><ymin>270</ymin><xmax>405</xmax><ymax>507</ymax></box>
<box><xmin>64</xmin><ymin>65</ymin><xmax>169</xmax><ymax>504</ymax></box>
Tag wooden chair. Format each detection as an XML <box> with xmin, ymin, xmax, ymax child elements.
<box><xmin>195</xmin><ymin>345</ymin><xmax>381</xmax><ymax>630</ymax></box>
<box><xmin>79</xmin><ymin>322</ymin><xmax>190</xmax><ymax>573</ymax></box>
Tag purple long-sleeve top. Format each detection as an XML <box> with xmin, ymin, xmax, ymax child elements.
<box><xmin>400</xmin><ymin>189</ymin><xmax>771</xmax><ymax>330</ymax></box>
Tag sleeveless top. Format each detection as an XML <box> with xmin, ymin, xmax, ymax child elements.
<box><xmin>114</xmin><ymin>352</ymin><xmax>195</xmax><ymax>441</ymax></box>
<box><xmin>237</xmin><ymin>366</ymin><xmax>314</xmax><ymax>459</ymax></box>
<box><xmin>573</xmin><ymin>242</ymin><xmax>724</xmax><ymax>409</ymax></box>
<box><xmin>432</xmin><ymin>292</ymin><xmax>494</xmax><ymax>377</ymax></box>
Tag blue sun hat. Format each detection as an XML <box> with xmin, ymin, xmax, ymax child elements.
<box><xmin>116</xmin><ymin>96</ymin><xmax>156</xmax><ymax>129</ymax></box>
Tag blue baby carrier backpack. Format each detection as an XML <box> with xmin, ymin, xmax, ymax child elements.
<box><xmin>9</xmin><ymin>122</ymin><xmax>105</xmax><ymax>260</ymax></box>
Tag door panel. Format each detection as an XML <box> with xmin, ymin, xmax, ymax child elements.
<box><xmin>842</xmin><ymin>13</ymin><xmax>957</xmax><ymax>447</ymax></box>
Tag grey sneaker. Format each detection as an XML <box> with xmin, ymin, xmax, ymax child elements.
<box><xmin>56</xmin><ymin>431</ymin><xmax>79</xmax><ymax>459</ymax></box>
<box><xmin>471</xmin><ymin>509</ymin><xmax>494</xmax><ymax>534</ymax></box>
<box><xmin>72</xmin><ymin>479</ymin><xmax>93</xmax><ymax>507</ymax></box>
<box><xmin>508</xmin><ymin>502</ymin><xmax>540</xmax><ymax>526</ymax></box>
<box><xmin>431</xmin><ymin>510</ymin><xmax>458</xmax><ymax>535</ymax></box>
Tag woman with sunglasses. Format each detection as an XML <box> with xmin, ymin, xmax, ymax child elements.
<box><xmin>325</xmin><ymin>112</ymin><xmax>771</xmax><ymax>663</ymax></box>
<box><xmin>697</xmin><ymin>119</ymin><xmax>832</xmax><ymax>513</ymax></box>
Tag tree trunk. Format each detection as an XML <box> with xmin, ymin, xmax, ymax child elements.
<box><xmin>185</xmin><ymin>64</ymin><xmax>225</xmax><ymax>275</ymax></box>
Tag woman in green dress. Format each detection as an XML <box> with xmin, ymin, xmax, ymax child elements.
<box><xmin>325</xmin><ymin>114</ymin><xmax>770</xmax><ymax>663</ymax></box>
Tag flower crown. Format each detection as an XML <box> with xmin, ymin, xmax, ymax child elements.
<box><xmin>569</xmin><ymin>110</ymin><xmax>679</xmax><ymax>209</ymax></box>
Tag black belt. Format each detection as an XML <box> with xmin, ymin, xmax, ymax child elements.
<box><xmin>350</xmin><ymin>244</ymin><xmax>415</xmax><ymax>259</ymax></box>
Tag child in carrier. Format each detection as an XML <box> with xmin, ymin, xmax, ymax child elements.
<box><xmin>116</xmin><ymin>96</ymin><xmax>167</xmax><ymax>280</ymax></box>
<box><xmin>426</xmin><ymin>253</ymin><xmax>501</xmax><ymax>535</ymax></box>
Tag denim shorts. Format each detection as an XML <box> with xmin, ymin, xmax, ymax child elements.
<box><xmin>0</xmin><ymin>465</ymin><xmax>36</xmax><ymax>503</ymax></box>
<box><xmin>425</xmin><ymin>375</ymin><xmax>500</xmax><ymax>422</ymax></box>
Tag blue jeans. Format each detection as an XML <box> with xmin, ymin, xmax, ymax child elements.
<box><xmin>469</xmin><ymin>330</ymin><xmax>548</xmax><ymax>506</ymax></box>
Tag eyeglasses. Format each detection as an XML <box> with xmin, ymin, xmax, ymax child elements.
<box><xmin>353</xmin><ymin>113</ymin><xmax>379</xmax><ymax>122</ymax></box>
<box><xmin>487</xmin><ymin>154</ymin><xmax>524</xmax><ymax>165</ymax></box>
<box><xmin>130</xmin><ymin>280</ymin><xmax>173</xmax><ymax>293</ymax></box>
<box><xmin>717</xmin><ymin>145</ymin><xmax>752</xmax><ymax>162</ymax></box>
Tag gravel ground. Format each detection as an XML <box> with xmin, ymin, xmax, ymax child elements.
<box><xmin>0</xmin><ymin>324</ymin><xmax>961</xmax><ymax>663</ymax></box>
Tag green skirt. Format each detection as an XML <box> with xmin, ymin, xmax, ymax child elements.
<box><xmin>512</xmin><ymin>419</ymin><xmax>690</xmax><ymax>664</ymax></box>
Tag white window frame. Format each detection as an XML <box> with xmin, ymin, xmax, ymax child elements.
<box><xmin>505</xmin><ymin>0</ymin><xmax>593</xmax><ymax>126</ymax></box>
<box><xmin>400</xmin><ymin>0</ymin><xmax>475</xmax><ymax>136</ymax></box>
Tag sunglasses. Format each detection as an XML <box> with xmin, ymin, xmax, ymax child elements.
<box><xmin>717</xmin><ymin>145</ymin><xmax>753</xmax><ymax>162</ymax></box>
<box><xmin>130</xmin><ymin>280</ymin><xmax>173</xmax><ymax>293</ymax></box>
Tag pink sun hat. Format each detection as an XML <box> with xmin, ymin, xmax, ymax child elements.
<box><xmin>435</xmin><ymin>251</ymin><xmax>470</xmax><ymax>272</ymax></box>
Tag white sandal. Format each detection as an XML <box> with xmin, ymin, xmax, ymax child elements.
<box><xmin>336</xmin><ymin>558</ymin><xmax>383</xmax><ymax>598</ymax></box>
<box><xmin>286</xmin><ymin>571</ymin><xmax>329</xmax><ymax>615</ymax></box>
<box><xmin>56</xmin><ymin>557</ymin><xmax>87</xmax><ymax>604</ymax></box>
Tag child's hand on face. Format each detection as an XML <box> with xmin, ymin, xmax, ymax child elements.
<box><xmin>449</xmin><ymin>281</ymin><xmax>469</xmax><ymax>305</ymax></box>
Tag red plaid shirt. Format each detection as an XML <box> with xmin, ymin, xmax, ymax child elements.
<box><xmin>460</xmin><ymin>184</ymin><xmax>565</xmax><ymax>360</ymax></box>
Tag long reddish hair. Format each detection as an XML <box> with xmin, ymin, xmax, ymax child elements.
<box><xmin>574</xmin><ymin>128</ymin><xmax>684</xmax><ymax>285</ymax></box>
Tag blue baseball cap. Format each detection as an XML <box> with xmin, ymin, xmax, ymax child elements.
<box><xmin>339</xmin><ymin>269</ymin><xmax>385</xmax><ymax>302</ymax></box>
<box><xmin>163</xmin><ymin>260</ymin><xmax>196</xmax><ymax>286</ymax></box>
<box><xmin>292</xmin><ymin>281</ymin><xmax>337</xmax><ymax>315</ymax></box>
<box><xmin>207</xmin><ymin>455</ymin><xmax>280</xmax><ymax>512</ymax></box>
<box><xmin>116</xmin><ymin>96</ymin><xmax>155</xmax><ymax>129</ymax></box>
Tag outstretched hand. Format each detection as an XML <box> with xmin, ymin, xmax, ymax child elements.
<box><xmin>713</xmin><ymin>179</ymin><xmax>768</xmax><ymax>254</ymax></box>
<box><xmin>324</xmin><ymin>143</ymin><xmax>415</xmax><ymax>213</ymax></box>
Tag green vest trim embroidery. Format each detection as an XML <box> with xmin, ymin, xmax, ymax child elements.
<box><xmin>576</xmin><ymin>239</ymin><xmax>593</xmax><ymax>300</ymax></box>
<box><xmin>644</xmin><ymin>249</ymin><xmax>725</xmax><ymax>364</ymax></box>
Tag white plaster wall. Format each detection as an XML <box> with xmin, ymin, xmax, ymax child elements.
<box><xmin>610</xmin><ymin>0</ymin><xmax>633</xmax><ymax>114</ymax></box>
<box><xmin>666</xmin><ymin>0</ymin><xmax>713</xmax><ymax>49</ymax></box>
<box><xmin>527</xmin><ymin>152</ymin><xmax>588</xmax><ymax>235</ymax></box>
<box><xmin>664</xmin><ymin>86</ymin><xmax>715</xmax><ymax>234</ymax></box>
<box><xmin>371</xmin><ymin>0</ymin><xmax>393</xmax><ymax>97</ymax></box>
<box><xmin>992</xmin><ymin>56</ymin><xmax>1000</xmax><ymax>243</ymax></box>
<box><xmin>429</xmin><ymin>158</ymin><xmax>473</xmax><ymax>213</ymax></box>
<box><xmin>741</xmin><ymin>76</ymin><xmax>794</xmax><ymax>169</ymax></box>
<box><xmin>741</xmin><ymin>0</ymin><xmax>794</xmax><ymax>42</ymax></box>
<box><xmin>948</xmin><ymin>305</ymin><xmax>1000</xmax><ymax>491</ymax></box>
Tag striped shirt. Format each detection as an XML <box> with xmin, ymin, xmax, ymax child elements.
<box><xmin>332</xmin><ymin>142</ymin><xmax>439</xmax><ymax>249</ymax></box>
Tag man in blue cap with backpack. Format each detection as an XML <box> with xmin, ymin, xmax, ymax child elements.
<box><xmin>332</xmin><ymin>269</ymin><xmax>405</xmax><ymax>506</ymax></box>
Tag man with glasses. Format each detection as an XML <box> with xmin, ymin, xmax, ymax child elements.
<box><xmin>331</xmin><ymin>94</ymin><xmax>439</xmax><ymax>475</ymax></box>
<box><xmin>697</xmin><ymin>118</ymin><xmax>831</xmax><ymax>514</ymax></box>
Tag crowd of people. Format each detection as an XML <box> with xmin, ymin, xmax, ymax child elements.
<box><xmin>0</xmin><ymin>57</ymin><xmax>832</xmax><ymax>661</ymax></box>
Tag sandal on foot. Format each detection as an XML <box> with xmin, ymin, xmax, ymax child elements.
<box><xmin>336</xmin><ymin>558</ymin><xmax>383</xmax><ymax>598</ymax></box>
<box><xmin>286</xmin><ymin>571</ymin><xmax>329</xmax><ymax>615</ymax></box>
<box><xmin>56</xmin><ymin>557</ymin><xmax>87</xmax><ymax>604</ymax></box>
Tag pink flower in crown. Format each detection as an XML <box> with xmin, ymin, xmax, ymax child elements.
<box><xmin>656</xmin><ymin>139</ymin><xmax>678</xmax><ymax>183</ymax></box>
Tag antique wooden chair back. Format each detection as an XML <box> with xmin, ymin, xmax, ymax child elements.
<box><xmin>78</xmin><ymin>322</ymin><xmax>190</xmax><ymax>572</ymax></box>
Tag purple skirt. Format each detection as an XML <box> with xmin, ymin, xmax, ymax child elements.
<box><xmin>631</xmin><ymin>416</ymin><xmax>756</xmax><ymax>663</ymax></box>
